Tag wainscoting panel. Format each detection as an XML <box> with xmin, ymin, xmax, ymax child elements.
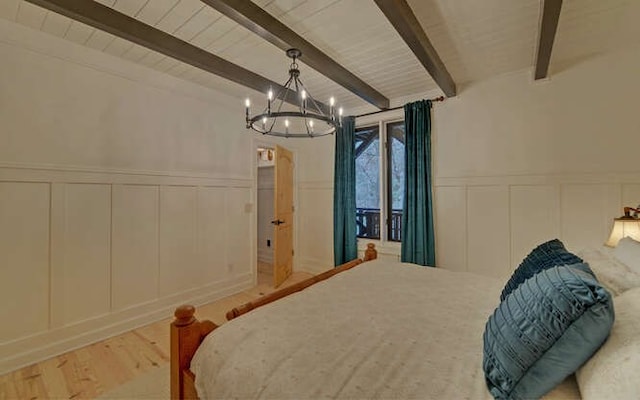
<box><xmin>434</xmin><ymin>186</ymin><xmax>467</xmax><ymax>272</ymax></box>
<box><xmin>197</xmin><ymin>186</ymin><xmax>228</xmax><ymax>282</ymax></box>
<box><xmin>509</xmin><ymin>185</ymin><xmax>560</xmax><ymax>268</ymax></box>
<box><xmin>51</xmin><ymin>183</ymin><xmax>111</xmax><ymax>327</ymax></box>
<box><xmin>432</xmin><ymin>175</ymin><xmax>640</xmax><ymax>279</ymax></box>
<box><xmin>111</xmin><ymin>184</ymin><xmax>159</xmax><ymax>311</ymax></box>
<box><xmin>297</xmin><ymin>184</ymin><xmax>334</xmax><ymax>273</ymax></box>
<box><xmin>0</xmin><ymin>165</ymin><xmax>255</xmax><ymax>375</ymax></box>
<box><xmin>0</xmin><ymin>182</ymin><xmax>50</xmax><ymax>342</ymax></box>
<box><xmin>561</xmin><ymin>184</ymin><xmax>620</xmax><ymax>250</ymax></box>
<box><xmin>158</xmin><ymin>186</ymin><xmax>198</xmax><ymax>297</ymax></box>
<box><xmin>467</xmin><ymin>186</ymin><xmax>511</xmax><ymax>279</ymax></box>
<box><xmin>224</xmin><ymin>187</ymin><xmax>252</xmax><ymax>276</ymax></box>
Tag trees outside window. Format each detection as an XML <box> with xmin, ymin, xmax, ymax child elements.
<box><xmin>354</xmin><ymin>121</ymin><xmax>405</xmax><ymax>242</ymax></box>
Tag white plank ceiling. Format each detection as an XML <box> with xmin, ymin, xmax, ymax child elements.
<box><xmin>1</xmin><ymin>0</ymin><xmax>639</xmax><ymax>113</ymax></box>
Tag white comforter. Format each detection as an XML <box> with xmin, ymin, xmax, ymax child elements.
<box><xmin>192</xmin><ymin>260</ymin><xmax>579</xmax><ymax>399</ymax></box>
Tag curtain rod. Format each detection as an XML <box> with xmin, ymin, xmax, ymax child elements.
<box><xmin>354</xmin><ymin>96</ymin><xmax>446</xmax><ymax>118</ymax></box>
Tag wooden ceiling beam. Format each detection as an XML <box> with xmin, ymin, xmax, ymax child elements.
<box><xmin>374</xmin><ymin>0</ymin><xmax>456</xmax><ymax>97</ymax></box>
<box><xmin>24</xmin><ymin>0</ymin><xmax>327</xmax><ymax>111</ymax></box>
<box><xmin>200</xmin><ymin>0</ymin><xmax>390</xmax><ymax>110</ymax></box>
<box><xmin>534</xmin><ymin>0</ymin><xmax>563</xmax><ymax>80</ymax></box>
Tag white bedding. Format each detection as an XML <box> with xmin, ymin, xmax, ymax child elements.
<box><xmin>192</xmin><ymin>260</ymin><xmax>579</xmax><ymax>399</ymax></box>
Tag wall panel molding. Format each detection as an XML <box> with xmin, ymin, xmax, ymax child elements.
<box><xmin>435</xmin><ymin>172</ymin><xmax>640</xmax><ymax>187</ymax></box>
<box><xmin>0</xmin><ymin>182</ymin><xmax>50</xmax><ymax>343</ymax></box>
<box><xmin>296</xmin><ymin>173</ymin><xmax>640</xmax><ymax>278</ymax></box>
<box><xmin>50</xmin><ymin>183</ymin><xmax>111</xmax><ymax>326</ymax></box>
<box><xmin>435</xmin><ymin>174</ymin><xmax>640</xmax><ymax>278</ymax></box>
<box><xmin>0</xmin><ymin>168</ymin><xmax>255</xmax><ymax>374</ymax></box>
<box><xmin>0</xmin><ymin>162</ymin><xmax>251</xmax><ymax>187</ymax></box>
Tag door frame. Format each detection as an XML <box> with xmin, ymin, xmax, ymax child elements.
<box><xmin>251</xmin><ymin>137</ymin><xmax>299</xmax><ymax>286</ymax></box>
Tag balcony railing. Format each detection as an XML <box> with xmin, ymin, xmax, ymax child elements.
<box><xmin>356</xmin><ymin>208</ymin><xmax>380</xmax><ymax>239</ymax></box>
<box><xmin>389</xmin><ymin>209</ymin><xmax>402</xmax><ymax>242</ymax></box>
<box><xmin>356</xmin><ymin>208</ymin><xmax>402</xmax><ymax>242</ymax></box>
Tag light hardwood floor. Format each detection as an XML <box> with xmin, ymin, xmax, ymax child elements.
<box><xmin>0</xmin><ymin>269</ymin><xmax>313</xmax><ymax>399</ymax></box>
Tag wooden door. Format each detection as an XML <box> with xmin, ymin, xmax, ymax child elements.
<box><xmin>273</xmin><ymin>145</ymin><xmax>294</xmax><ymax>287</ymax></box>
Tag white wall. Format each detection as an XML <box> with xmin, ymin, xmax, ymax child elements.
<box><xmin>295</xmin><ymin>44</ymin><xmax>640</xmax><ymax>277</ymax></box>
<box><xmin>0</xmin><ymin>20</ymin><xmax>254</xmax><ymax>374</ymax></box>
<box><xmin>296</xmin><ymin>142</ymin><xmax>336</xmax><ymax>272</ymax></box>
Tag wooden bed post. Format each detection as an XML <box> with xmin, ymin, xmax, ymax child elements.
<box><xmin>364</xmin><ymin>242</ymin><xmax>377</xmax><ymax>261</ymax></box>
<box><xmin>171</xmin><ymin>305</ymin><xmax>217</xmax><ymax>399</ymax></box>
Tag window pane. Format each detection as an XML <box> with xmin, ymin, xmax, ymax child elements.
<box><xmin>387</xmin><ymin>122</ymin><xmax>405</xmax><ymax>242</ymax></box>
<box><xmin>355</xmin><ymin>126</ymin><xmax>380</xmax><ymax>239</ymax></box>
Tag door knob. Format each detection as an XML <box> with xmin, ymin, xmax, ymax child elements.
<box><xmin>271</xmin><ymin>219</ymin><xmax>285</xmax><ymax>225</ymax></box>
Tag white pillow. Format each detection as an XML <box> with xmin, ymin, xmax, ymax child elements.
<box><xmin>577</xmin><ymin>247</ymin><xmax>640</xmax><ymax>296</ymax></box>
<box><xmin>613</xmin><ymin>237</ymin><xmax>640</xmax><ymax>273</ymax></box>
<box><xmin>576</xmin><ymin>287</ymin><xmax>640</xmax><ymax>399</ymax></box>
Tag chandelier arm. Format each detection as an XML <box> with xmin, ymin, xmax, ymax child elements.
<box><xmin>292</xmin><ymin>78</ymin><xmax>304</xmax><ymax>114</ymax></box>
<box><xmin>296</xmin><ymin>78</ymin><xmax>324</xmax><ymax>115</ymax></box>
<box><xmin>281</xmin><ymin>79</ymin><xmax>297</xmax><ymax>115</ymax></box>
<box><xmin>273</xmin><ymin>75</ymin><xmax>293</xmax><ymax>111</ymax></box>
<box><xmin>278</xmin><ymin>77</ymin><xmax>293</xmax><ymax>106</ymax></box>
<box><xmin>303</xmin><ymin>116</ymin><xmax>311</xmax><ymax>136</ymax></box>
<box><xmin>261</xmin><ymin>75</ymin><xmax>293</xmax><ymax>135</ymax></box>
<box><xmin>267</xmin><ymin>116</ymin><xmax>277</xmax><ymax>134</ymax></box>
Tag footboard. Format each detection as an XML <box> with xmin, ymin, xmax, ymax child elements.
<box><xmin>227</xmin><ymin>257</ymin><xmax>362</xmax><ymax>320</ymax></box>
<box><xmin>170</xmin><ymin>243</ymin><xmax>377</xmax><ymax>399</ymax></box>
<box><xmin>228</xmin><ymin>243</ymin><xmax>377</xmax><ymax>320</ymax></box>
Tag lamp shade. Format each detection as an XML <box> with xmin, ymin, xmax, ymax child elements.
<box><xmin>606</xmin><ymin>218</ymin><xmax>640</xmax><ymax>247</ymax></box>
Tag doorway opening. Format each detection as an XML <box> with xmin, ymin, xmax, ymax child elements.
<box><xmin>255</xmin><ymin>145</ymin><xmax>294</xmax><ymax>288</ymax></box>
<box><xmin>256</xmin><ymin>146</ymin><xmax>275</xmax><ymax>287</ymax></box>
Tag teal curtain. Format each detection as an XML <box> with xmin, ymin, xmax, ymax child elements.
<box><xmin>333</xmin><ymin>116</ymin><xmax>357</xmax><ymax>266</ymax></box>
<box><xmin>401</xmin><ymin>100</ymin><xmax>435</xmax><ymax>266</ymax></box>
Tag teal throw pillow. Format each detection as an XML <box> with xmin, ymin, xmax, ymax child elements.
<box><xmin>483</xmin><ymin>264</ymin><xmax>614</xmax><ymax>399</ymax></box>
<box><xmin>501</xmin><ymin>239</ymin><xmax>586</xmax><ymax>301</ymax></box>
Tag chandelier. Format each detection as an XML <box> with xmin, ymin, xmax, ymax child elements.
<box><xmin>244</xmin><ymin>48</ymin><xmax>342</xmax><ymax>138</ymax></box>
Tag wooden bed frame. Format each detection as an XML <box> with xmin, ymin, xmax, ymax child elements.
<box><xmin>170</xmin><ymin>243</ymin><xmax>378</xmax><ymax>399</ymax></box>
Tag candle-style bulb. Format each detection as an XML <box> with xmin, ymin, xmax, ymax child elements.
<box><xmin>301</xmin><ymin>90</ymin><xmax>307</xmax><ymax>113</ymax></box>
<box><xmin>285</xmin><ymin>119</ymin><xmax>289</xmax><ymax>128</ymax></box>
<box><xmin>268</xmin><ymin>90</ymin><xmax>273</xmax><ymax>101</ymax></box>
<box><xmin>245</xmin><ymin>98</ymin><xmax>251</xmax><ymax>128</ymax></box>
<box><xmin>329</xmin><ymin>97</ymin><xmax>335</xmax><ymax>120</ymax></box>
<box><xmin>338</xmin><ymin>107</ymin><xmax>343</xmax><ymax>116</ymax></box>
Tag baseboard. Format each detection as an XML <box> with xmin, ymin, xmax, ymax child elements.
<box><xmin>0</xmin><ymin>274</ymin><xmax>253</xmax><ymax>375</ymax></box>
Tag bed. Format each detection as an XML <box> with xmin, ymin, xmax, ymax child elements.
<box><xmin>170</xmin><ymin>241</ymin><xmax>640</xmax><ymax>399</ymax></box>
